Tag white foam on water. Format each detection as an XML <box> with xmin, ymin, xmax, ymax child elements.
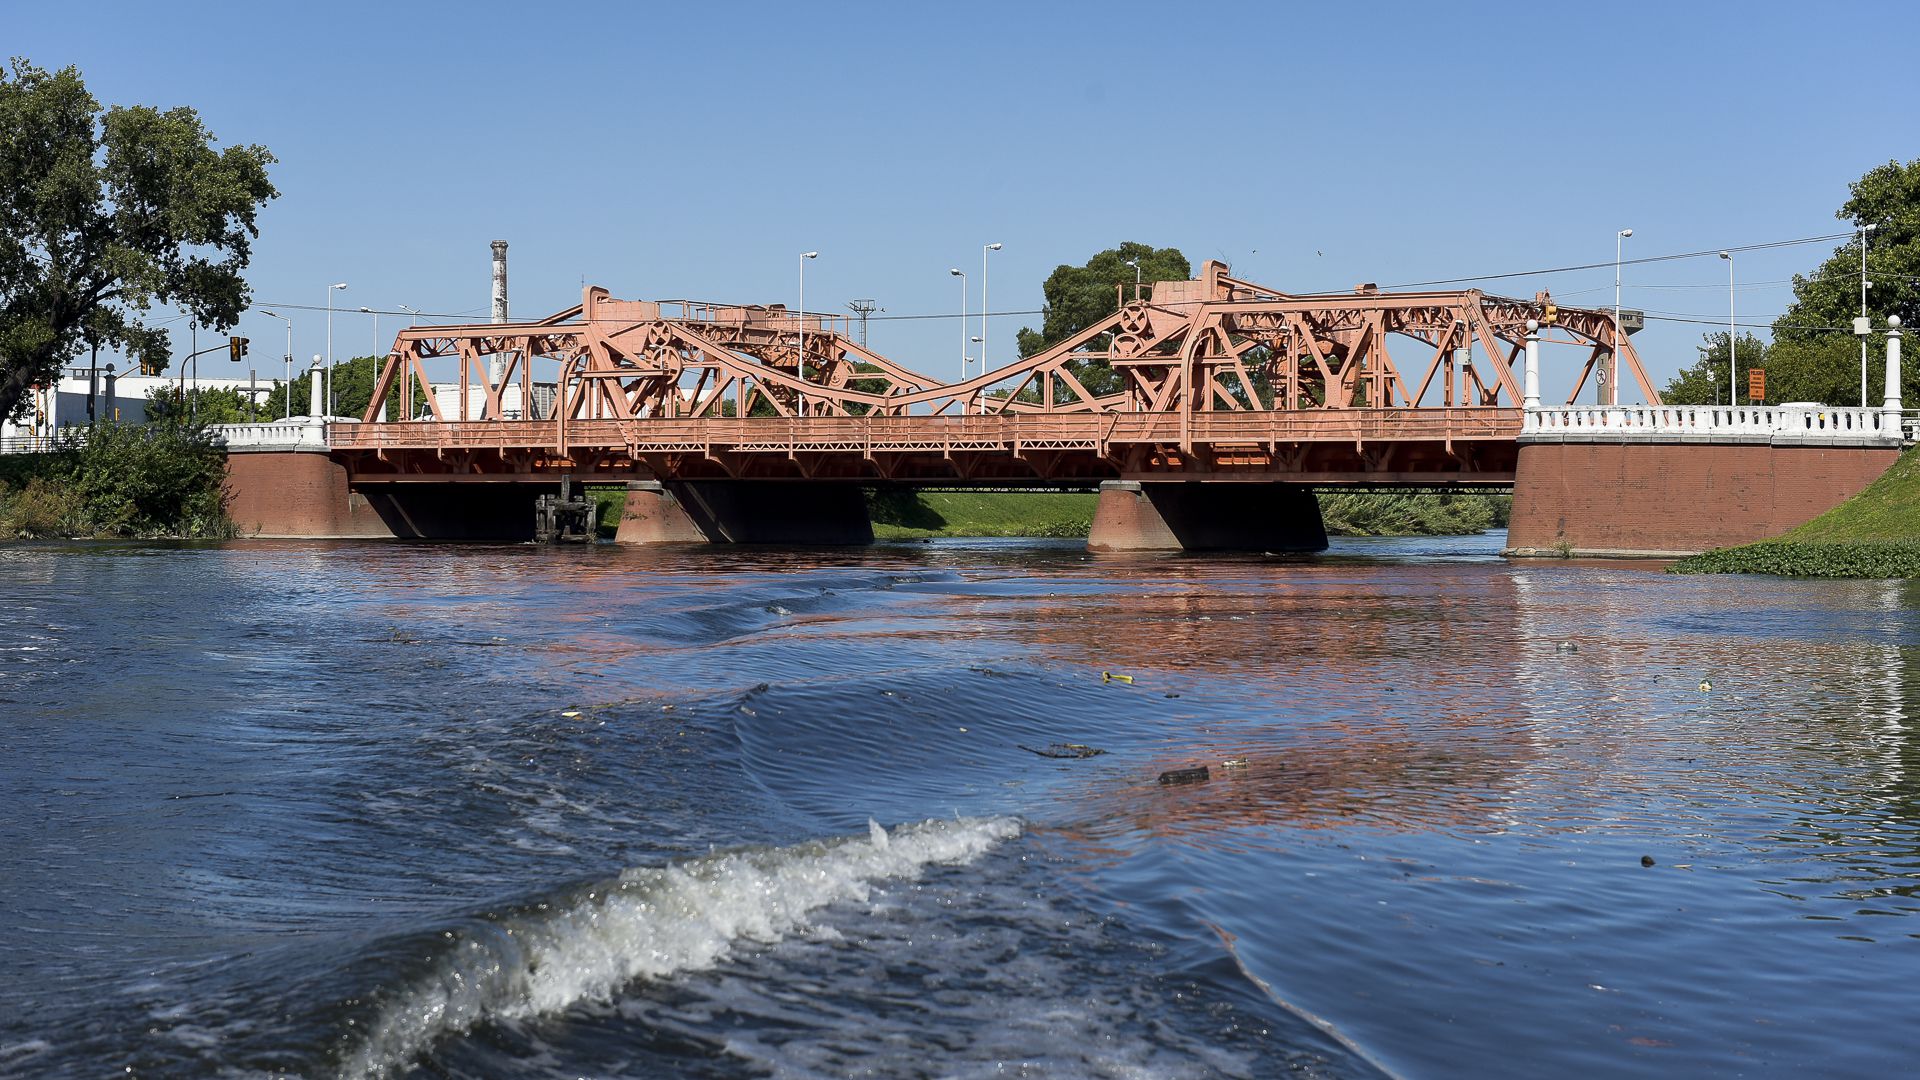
<box><xmin>336</xmin><ymin>815</ymin><xmax>1020</xmax><ymax>1079</ymax></box>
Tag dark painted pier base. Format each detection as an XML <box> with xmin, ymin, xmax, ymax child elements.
<box><xmin>1088</xmin><ymin>480</ymin><xmax>1328</xmax><ymax>552</ymax></box>
<box><xmin>615</xmin><ymin>480</ymin><xmax>874</xmax><ymax>545</ymax></box>
<box><xmin>227</xmin><ymin>452</ymin><xmax>540</xmax><ymax>540</ymax></box>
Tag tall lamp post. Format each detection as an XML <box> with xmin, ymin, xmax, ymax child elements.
<box><xmin>1126</xmin><ymin>257</ymin><xmax>1141</xmax><ymax>298</ymax></box>
<box><xmin>1859</xmin><ymin>223</ymin><xmax>1876</xmax><ymax>407</ymax></box>
<box><xmin>981</xmin><ymin>242</ymin><xmax>1002</xmax><ymax>403</ymax></box>
<box><xmin>949</xmin><ymin>268</ymin><xmax>967</xmax><ymax>390</ymax></box>
<box><xmin>1719</xmin><ymin>252</ymin><xmax>1735</xmax><ymax>404</ymax></box>
<box><xmin>260</xmin><ymin>309</ymin><xmax>293</xmax><ymax>418</ymax></box>
<box><xmin>325</xmin><ymin>282</ymin><xmax>347</xmax><ymax>416</ymax></box>
<box><xmin>1613</xmin><ymin>228</ymin><xmax>1632</xmax><ymax>406</ymax></box>
<box><xmin>797</xmin><ymin>251</ymin><xmax>818</xmax><ymax>416</ymax></box>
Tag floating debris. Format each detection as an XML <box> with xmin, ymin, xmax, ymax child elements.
<box><xmin>765</xmin><ymin>604</ymin><xmax>793</xmax><ymax>616</ymax></box>
<box><xmin>560</xmin><ymin>710</ymin><xmax>582</xmax><ymax>719</ymax></box>
<box><xmin>1102</xmin><ymin>672</ymin><xmax>1134</xmax><ymax>685</ymax></box>
<box><xmin>1221</xmin><ymin>757</ymin><xmax>1250</xmax><ymax>769</ymax></box>
<box><xmin>1556</xmin><ymin>641</ymin><xmax>1580</xmax><ymax>653</ymax></box>
<box><xmin>1159</xmin><ymin>766</ymin><xmax>1211</xmax><ymax>786</ymax></box>
<box><xmin>1019</xmin><ymin>743</ymin><xmax>1106</xmax><ymax>759</ymax></box>
<box><xmin>1699</xmin><ymin>680</ymin><xmax>1713</xmax><ymax>693</ymax></box>
<box><xmin>1640</xmin><ymin>855</ymin><xmax>1656</xmax><ymax>868</ymax></box>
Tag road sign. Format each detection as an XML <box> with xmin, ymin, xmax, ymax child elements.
<box><xmin>1749</xmin><ymin>369</ymin><xmax>1765</xmax><ymax>403</ymax></box>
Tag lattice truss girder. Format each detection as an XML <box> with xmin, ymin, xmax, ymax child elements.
<box><xmin>360</xmin><ymin>266</ymin><xmax>1658</xmax><ymax>428</ymax></box>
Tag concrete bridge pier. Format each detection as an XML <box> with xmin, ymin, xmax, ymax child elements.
<box><xmin>615</xmin><ymin>480</ymin><xmax>874</xmax><ymax>545</ymax></box>
<box><xmin>1088</xmin><ymin>481</ymin><xmax>1328</xmax><ymax>552</ymax></box>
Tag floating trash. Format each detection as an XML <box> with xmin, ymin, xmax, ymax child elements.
<box><xmin>1699</xmin><ymin>680</ymin><xmax>1713</xmax><ymax>693</ymax></box>
<box><xmin>1221</xmin><ymin>757</ymin><xmax>1250</xmax><ymax>769</ymax></box>
<box><xmin>1158</xmin><ymin>766</ymin><xmax>1210</xmax><ymax>786</ymax></box>
<box><xmin>1556</xmin><ymin>641</ymin><xmax>1579</xmax><ymax>653</ymax></box>
<box><xmin>560</xmin><ymin>710</ymin><xmax>582</xmax><ymax>719</ymax></box>
<box><xmin>1102</xmin><ymin>672</ymin><xmax>1134</xmax><ymax>685</ymax></box>
<box><xmin>1019</xmin><ymin>743</ymin><xmax>1106</xmax><ymax>759</ymax></box>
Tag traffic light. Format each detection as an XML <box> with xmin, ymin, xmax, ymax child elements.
<box><xmin>140</xmin><ymin>354</ymin><xmax>167</xmax><ymax>376</ymax></box>
<box><xmin>229</xmin><ymin>336</ymin><xmax>250</xmax><ymax>361</ymax></box>
<box><xmin>1540</xmin><ymin>301</ymin><xmax>1558</xmax><ymax>326</ymax></box>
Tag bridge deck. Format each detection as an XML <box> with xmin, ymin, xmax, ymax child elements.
<box><xmin>323</xmin><ymin>408</ymin><xmax>1523</xmax><ymax>485</ymax></box>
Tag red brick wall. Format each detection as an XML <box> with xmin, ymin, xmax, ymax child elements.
<box><xmin>1507</xmin><ymin>442</ymin><xmax>1899</xmax><ymax>556</ymax></box>
<box><xmin>225</xmin><ymin>452</ymin><xmax>396</xmax><ymax>538</ymax></box>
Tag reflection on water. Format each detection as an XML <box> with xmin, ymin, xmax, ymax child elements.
<box><xmin>1</xmin><ymin>533</ymin><xmax>1918</xmax><ymax>1078</ymax></box>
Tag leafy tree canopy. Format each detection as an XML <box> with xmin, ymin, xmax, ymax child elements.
<box><xmin>0</xmin><ymin>58</ymin><xmax>277</xmax><ymax>422</ymax></box>
<box><xmin>1666</xmin><ymin>159</ymin><xmax>1917</xmax><ymax>406</ymax></box>
<box><xmin>1015</xmin><ymin>242</ymin><xmax>1191</xmax><ymax>359</ymax></box>
<box><xmin>1011</xmin><ymin>242</ymin><xmax>1190</xmax><ymax>400</ymax></box>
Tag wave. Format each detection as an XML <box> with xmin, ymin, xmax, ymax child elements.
<box><xmin>334</xmin><ymin>814</ymin><xmax>1020</xmax><ymax>1079</ymax></box>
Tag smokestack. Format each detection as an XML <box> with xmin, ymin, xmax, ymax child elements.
<box><xmin>490</xmin><ymin>240</ymin><xmax>509</xmax><ymax>324</ymax></box>
<box><xmin>489</xmin><ymin>240</ymin><xmax>509</xmax><ymax>389</ymax></box>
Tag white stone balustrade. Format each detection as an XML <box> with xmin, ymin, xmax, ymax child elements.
<box><xmin>1522</xmin><ymin>404</ymin><xmax>1902</xmax><ymax>447</ymax></box>
<box><xmin>210</xmin><ymin>419</ymin><xmax>331</xmax><ymax>452</ymax></box>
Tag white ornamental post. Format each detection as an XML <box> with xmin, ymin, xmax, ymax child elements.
<box><xmin>1885</xmin><ymin>315</ymin><xmax>1903</xmax><ymax>415</ymax></box>
<box><xmin>1523</xmin><ymin>319</ymin><xmax>1541</xmax><ymax>410</ymax></box>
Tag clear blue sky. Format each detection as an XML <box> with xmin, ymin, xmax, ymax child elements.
<box><xmin>13</xmin><ymin>0</ymin><xmax>1915</xmax><ymax>400</ymax></box>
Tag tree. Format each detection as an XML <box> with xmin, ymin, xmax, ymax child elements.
<box><xmin>144</xmin><ymin>384</ymin><xmax>255</xmax><ymax>425</ymax></box>
<box><xmin>260</xmin><ymin>356</ymin><xmax>412</xmax><ymax>420</ymax></box>
<box><xmin>1015</xmin><ymin>242</ymin><xmax>1191</xmax><ymax>399</ymax></box>
<box><xmin>1663</xmin><ymin>333</ymin><xmax>1767</xmax><ymax>405</ymax></box>
<box><xmin>0</xmin><ymin>59</ymin><xmax>277</xmax><ymax>422</ymax></box>
<box><xmin>1666</xmin><ymin>159</ymin><xmax>1919</xmax><ymax>408</ymax></box>
<box><xmin>1773</xmin><ymin>159</ymin><xmax>1918</xmax><ymax>349</ymax></box>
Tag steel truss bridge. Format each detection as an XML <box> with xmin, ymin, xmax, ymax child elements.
<box><xmin>335</xmin><ymin>260</ymin><xmax>1658</xmax><ymax>487</ymax></box>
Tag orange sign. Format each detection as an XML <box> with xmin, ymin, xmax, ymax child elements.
<box><xmin>1748</xmin><ymin>369</ymin><xmax>1765</xmax><ymax>403</ymax></box>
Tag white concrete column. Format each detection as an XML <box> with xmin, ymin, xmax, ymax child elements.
<box><xmin>1523</xmin><ymin>319</ymin><xmax>1541</xmax><ymax>410</ymax></box>
<box><xmin>1885</xmin><ymin>315</ymin><xmax>1903</xmax><ymax>414</ymax></box>
<box><xmin>309</xmin><ymin>357</ymin><xmax>323</xmax><ymax>418</ymax></box>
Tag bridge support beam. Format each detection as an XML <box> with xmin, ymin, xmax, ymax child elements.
<box><xmin>1088</xmin><ymin>481</ymin><xmax>1328</xmax><ymax>553</ymax></box>
<box><xmin>615</xmin><ymin>480</ymin><xmax>873</xmax><ymax>545</ymax></box>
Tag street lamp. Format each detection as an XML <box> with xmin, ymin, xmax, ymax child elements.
<box><xmin>981</xmin><ymin>242</ymin><xmax>1002</xmax><ymax>379</ymax></box>
<box><xmin>949</xmin><ymin>268</ymin><xmax>967</xmax><ymax>388</ymax></box>
<box><xmin>260</xmin><ymin>309</ymin><xmax>294</xmax><ymax>419</ymax></box>
<box><xmin>360</xmin><ymin>307</ymin><xmax>382</xmax><ymax>421</ymax></box>
<box><xmin>1126</xmin><ymin>257</ymin><xmax>1141</xmax><ymax>298</ymax></box>
<box><xmin>1860</xmin><ymin>223</ymin><xmax>1876</xmax><ymax>407</ymax></box>
<box><xmin>396</xmin><ymin>303</ymin><xmax>423</xmax><ymax>327</ymax></box>
<box><xmin>325</xmin><ymin>282</ymin><xmax>347</xmax><ymax>417</ymax></box>
<box><xmin>1613</xmin><ymin>229</ymin><xmax>1631</xmax><ymax>406</ymax></box>
<box><xmin>798</xmin><ymin>252</ymin><xmax>818</xmax><ymax>416</ymax></box>
<box><xmin>1719</xmin><ymin>252</ymin><xmax>1735</xmax><ymax>406</ymax></box>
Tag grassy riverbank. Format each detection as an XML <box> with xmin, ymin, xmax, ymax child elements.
<box><xmin>869</xmin><ymin>489</ymin><xmax>1508</xmax><ymax>540</ymax></box>
<box><xmin>1669</xmin><ymin>448</ymin><xmax>1920</xmax><ymax>577</ymax></box>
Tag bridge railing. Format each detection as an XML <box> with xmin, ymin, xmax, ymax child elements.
<box><xmin>1523</xmin><ymin>404</ymin><xmax>1900</xmax><ymax>444</ymax></box>
<box><xmin>210</xmin><ymin>420</ymin><xmax>332</xmax><ymax>452</ymax></box>
<box><xmin>323</xmin><ymin>408</ymin><xmax>1528</xmax><ymax>453</ymax></box>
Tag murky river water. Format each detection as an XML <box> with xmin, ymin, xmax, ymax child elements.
<box><xmin>2</xmin><ymin>532</ymin><xmax>1917</xmax><ymax>1078</ymax></box>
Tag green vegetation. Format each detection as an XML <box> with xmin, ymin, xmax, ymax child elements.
<box><xmin>1670</xmin><ymin>447</ymin><xmax>1920</xmax><ymax>578</ymax></box>
<box><xmin>0</xmin><ymin>422</ymin><xmax>232</xmax><ymax>538</ymax></box>
<box><xmin>862</xmin><ymin>488</ymin><xmax>1508</xmax><ymax>540</ymax></box>
<box><xmin>0</xmin><ymin>59</ymin><xmax>277</xmax><ymax>423</ymax></box>
<box><xmin>1663</xmin><ymin>158</ymin><xmax>1918</xmax><ymax>407</ymax></box>
<box><xmin>868</xmin><ymin>489</ymin><xmax>1098</xmax><ymax>539</ymax></box>
<box><xmin>1014</xmin><ymin>242</ymin><xmax>1192</xmax><ymax>399</ymax></box>
<box><xmin>1668</xmin><ymin>541</ymin><xmax>1920</xmax><ymax>579</ymax></box>
<box><xmin>1318</xmin><ymin>492</ymin><xmax>1509</xmax><ymax>537</ymax></box>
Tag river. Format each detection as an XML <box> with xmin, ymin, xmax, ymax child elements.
<box><xmin>2</xmin><ymin>532</ymin><xmax>1916</xmax><ymax>1078</ymax></box>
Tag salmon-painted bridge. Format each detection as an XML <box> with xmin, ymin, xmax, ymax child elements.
<box><xmin>220</xmin><ymin>261</ymin><xmax>1907</xmax><ymax>555</ymax></box>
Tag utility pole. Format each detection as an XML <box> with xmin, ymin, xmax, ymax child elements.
<box><xmin>847</xmin><ymin>299</ymin><xmax>880</xmax><ymax>347</ymax></box>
